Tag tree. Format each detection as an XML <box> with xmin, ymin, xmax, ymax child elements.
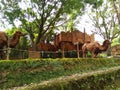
<box><xmin>1</xmin><ymin>0</ymin><xmax>103</xmax><ymax>50</ymax></box>
<box><xmin>5</xmin><ymin>27</ymin><xmax>29</xmax><ymax>59</ymax></box>
<box><xmin>89</xmin><ymin>0</ymin><xmax>120</xmax><ymax>56</ymax></box>
<box><xmin>90</xmin><ymin>0</ymin><xmax>120</xmax><ymax>41</ymax></box>
<box><xmin>112</xmin><ymin>0</ymin><xmax>120</xmax><ymax>26</ymax></box>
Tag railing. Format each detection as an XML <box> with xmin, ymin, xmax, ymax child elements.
<box><xmin>0</xmin><ymin>48</ymin><xmax>83</xmax><ymax>60</ymax></box>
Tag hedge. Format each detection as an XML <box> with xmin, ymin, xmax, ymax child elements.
<box><xmin>0</xmin><ymin>58</ymin><xmax>120</xmax><ymax>89</ymax></box>
<box><xmin>20</xmin><ymin>66</ymin><xmax>120</xmax><ymax>90</ymax></box>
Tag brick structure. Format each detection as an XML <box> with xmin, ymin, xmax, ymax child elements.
<box><xmin>28</xmin><ymin>30</ymin><xmax>95</xmax><ymax>58</ymax></box>
<box><xmin>54</xmin><ymin>30</ymin><xmax>95</xmax><ymax>58</ymax></box>
<box><xmin>54</xmin><ymin>30</ymin><xmax>95</xmax><ymax>46</ymax></box>
<box><xmin>28</xmin><ymin>51</ymin><xmax>40</xmax><ymax>58</ymax></box>
<box><xmin>111</xmin><ymin>44</ymin><xmax>120</xmax><ymax>56</ymax></box>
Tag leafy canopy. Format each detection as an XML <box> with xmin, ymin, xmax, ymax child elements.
<box><xmin>1</xmin><ymin>0</ymin><xmax>103</xmax><ymax>46</ymax></box>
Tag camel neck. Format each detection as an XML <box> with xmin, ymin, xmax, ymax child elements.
<box><xmin>101</xmin><ymin>44</ymin><xmax>109</xmax><ymax>51</ymax></box>
<box><xmin>9</xmin><ymin>35</ymin><xmax>21</xmax><ymax>48</ymax></box>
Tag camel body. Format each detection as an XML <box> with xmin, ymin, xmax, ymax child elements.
<box><xmin>28</xmin><ymin>42</ymin><xmax>58</xmax><ymax>51</ymax></box>
<box><xmin>0</xmin><ymin>32</ymin><xmax>8</xmax><ymax>48</ymax></box>
<box><xmin>0</xmin><ymin>31</ymin><xmax>26</xmax><ymax>59</ymax></box>
<box><xmin>82</xmin><ymin>40</ymin><xmax>110</xmax><ymax>58</ymax></box>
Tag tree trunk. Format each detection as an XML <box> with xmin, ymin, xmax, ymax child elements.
<box><xmin>106</xmin><ymin>46</ymin><xmax>111</xmax><ymax>56</ymax></box>
<box><xmin>113</xmin><ymin>0</ymin><xmax>120</xmax><ymax>26</ymax></box>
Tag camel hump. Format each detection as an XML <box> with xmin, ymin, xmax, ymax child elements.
<box><xmin>86</xmin><ymin>41</ymin><xmax>91</xmax><ymax>43</ymax></box>
<box><xmin>0</xmin><ymin>31</ymin><xmax>8</xmax><ymax>42</ymax></box>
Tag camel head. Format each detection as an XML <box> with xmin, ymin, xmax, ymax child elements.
<box><xmin>12</xmin><ymin>31</ymin><xmax>26</xmax><ymax>39</ymax></box>
<box><xmin>103</xmin><ymin>40</ymin><xmax>111</xmax><ymax>46</ymax></box>
<box><xmin>100</xmin><ymin>40</ymin><xmax>111</xmax><ymax>51</ymax></box>
<box><xmin>14</xmin><ymin>31</ymin><xmax>26</xmax><ymax>36</ymax></box>
<box><xmin>9</xmin><ymin>31</ymin><xmax>27</xmax><ymax>48</ymax></box>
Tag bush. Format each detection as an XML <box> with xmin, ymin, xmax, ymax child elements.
<box><xmin>0</xmin><ymin>58</ymin><xmax>120</xmax><ymax>89</ymax></box>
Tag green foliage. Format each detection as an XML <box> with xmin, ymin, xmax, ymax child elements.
<box><xmin>112</xmin><ymin>36</ymin><xmax>120</xmax><ymax>46</ymax></box>
<box><xmin>0</xmin><ymin>58</ymin><xmax>120</xmax><ymax>89</ymax></box>
<box><xmin>21</xmin><ymin>66</ymin><xmax>120</xmax><ymax>90</ymax></box>
<box><xmin>91</xmin><ymin>0</ymin><xmax>120</xmax><ymax>41</ymax></box>
<box><xmin>5</xmin><ymin>28</ymin><xmax>29</xmax><ymax>59</ymax></box>
<box><xmin>84</xmin><ymin>0</ymin><xmax>103</xmax><ymax>8</ymax></box>
<box><xmin>1</xmin><ymin>0</ymin><xmax>103</xmax><ymax>45</ymax></box>
<box><xmin>5</xmin><ymin>28</ymin><xmax>17</xmax><ymax>37</ymax></box>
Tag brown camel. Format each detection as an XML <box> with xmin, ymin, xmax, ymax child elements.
<box><xmin>28</xmin><ymin>42</ymin><xmax>58</xmax><ymax>58</ymax></box>
<box><xmin>9</xmin><ymin>31</ymin><xmax>26</xmax><ymax>48</ymax></box>
<box><xmin>82</xmin><ymin>40</ymin><xmax>110</xmax><ymax>58</ymax></box>
<box><xmin>28</xmin><ymin>41</ymin><xmax>79</xmax><ymax>52</ymax></box>
<box><xmin>0</xmin><ymin>31</ymin><xmax>26</xmax><ymax>59</ymax></box>
<box><xmin>36</xmin><ymin>42</ymin><xmax>58</xmax><ymax>51</ymax></box>
<box><xmin>28</xmin><ymin>42</ymin><xmax>58</xmax><ymax>51</ymax></box>
<box><xmin>0</xmin><ymin>31</ymin><xmax>8</xmax><ymax>59</ymax></box>
<box><xmin>58</xmin><ymin>41</ymin><xmax>83</xmax><ymax>57</ymax></box>
<box><xmin>58</xmin><ymin>41</ymin><xmax>77</xmax><ymax>51</ymax></box>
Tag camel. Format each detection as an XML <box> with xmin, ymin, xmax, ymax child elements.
<box><xmin>28</xmin><ymin>42</ymin><xmax>58</xmax><ymax>51</ymax></box>
<box><xmin>58</xmin><ymin>41</ymin><xmax>77</xmax><ymax>51</ymax></box>
<box><xmin>28</xmin><ymin>42</ymin><xmax>59</xmax><ymax>58</ymax></box>
<box><xmin>36</xmin><ymin>42</ymin><xmax>58</xmax><ymax>51</ymax></box>
<box><xmin>58</xmin><ymin>41</ymin><xmax>83</xmax><ymax>58</ymax></box>
<box><xmin>0</xmin><ymin>31</ymin><xmax>26</xmax><ymax>59</ymax></box>
<box><xmin>82</xmin><ymin>40</ymin><xmax>111</xmax><ymax>58</ymax></box>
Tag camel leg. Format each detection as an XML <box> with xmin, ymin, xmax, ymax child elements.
<box><xmin>82</xmin><ymin>47</ymin><xmax>88</xmax><ymax>58</ymax></box>
<box><xmin>83</xmin><ymin>51</ymin><xmax>87</xmax><ymax>58</ymax></box>
<box><xmin>94</xmin><ymin>53</ymin><xmax>98</xmax><ymax>58</ymax></box>
<box><xmin>92</xmin><ymin>49</ymin><xmax>99</xmax><ymax>58</ymax></box>
<box><xmin>92</xmin><ymin>52</ymin><xmax>95</xmax><ymax>58</ymax></box>
<box><xmin>85</xmin><ymin>53</ymin><xmax>87</xmax><ymax>58</ymax></box>
<box><xmin>92</xmin><ymin>53</ymin><xmax>98</xmax><ymax>58</ymax></box>
<box><xmin>0</xmin><ymin>51</ymin><xmax>4</xmax><ymax>60</ymax></box>
<box><xmin>83</xmin><ymin>52</ymin><xmax>85</xmax><ymax>58</ymax></box>
<box><xmin>82</xmin><ymin>51</ymin><xmax>85</xmax><ymax>58</ymax></box>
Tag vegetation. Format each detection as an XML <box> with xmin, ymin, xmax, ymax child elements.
<box><xmin>0</xmin><ymin>58</ymin><xmax>120</xmax><ymax>89</ymax></box>
<box><xmin>0</xmin><ymin>0</ymin><xmax>103</xmax><ymax>50</ymax></box>
<box><xmin>0</xmin><ymin>1</ymin><xmax>120</xmax><ymax>89</ymax></box>
<box><xmin>90</xmin><ymin>0</ymin><xmax>120</xmax><ymax>41</ymax></box>
<box><xmin>0</xmin><ymin>0</ymin><xmax>120</xmax><ymax>55</ymax></box>
<box><xmin>112</xmin><ymin>0</ymin><xmax>120</xmax><ymax>26</ymax></box>
<box><xmin>112</xmin><ymin>36</ymin><xmax>120</xmax><ymax>46</ymax></box>
<box><xmin>19</xmin><ymin>66</ymin><xmax>120</xmax><ymax>90</ymax></box>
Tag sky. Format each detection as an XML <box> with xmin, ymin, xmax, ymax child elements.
<box><xmin>76</xmin><ymin>15</ymin><xmax>103</xmax><ymax>43</ymax></box>
<box><xmin>75</xmin><ymin>5</ymin><xmax>104</xmax><ymax>43</ymax></box>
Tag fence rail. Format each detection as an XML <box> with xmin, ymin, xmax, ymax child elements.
<box><xmin>0</xmin><ymin>48</ymin><xmax>83</xmax><ymax>60</ymax></box>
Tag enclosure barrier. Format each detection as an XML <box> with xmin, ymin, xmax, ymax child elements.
<box><xmin>1</xmin><ymin>48</ymin><xmax>83</xmax><ymax>59</ymax></box>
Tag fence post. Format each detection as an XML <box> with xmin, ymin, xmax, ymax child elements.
<box><xmin>61</xmin><ymin>42</ymin><xmax>65</xmax><ymax>58</ymax></box>
<box><xmin>77</xmin><ymin>42</ymin><xmax>80</xmax><ymax>58</ymax></box>
<box><xmin>62</xmin><ymin>49</ymin><xmax>65</xmax><ymax>58</ymax></box>
<box><xmin>6</xmin><ymin>37</ymin><xmax>10</xmax><ymax>60</ymax></box>
<box><xmin>6</xmin><ymin>48</ymin><xmax>11</xmax><ymax>60</ymax></box>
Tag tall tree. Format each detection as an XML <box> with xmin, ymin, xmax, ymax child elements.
<box><xmin>89</xmin><ymin>0</ymin><xmax>120</xmax><ymax>56</ymax></box>
<box><xmin>90</xmin><ymin>0</ymin><xmax>120</xmax><ymax>41</ymax></box>
<box><xmin>112</xmin><ymin>0</ymin><xmax>120</xmax><ymax>26</ymax></box>
<box><xmin>1</xmin><ymin>0</ymin><xmax>103</xmax><ymax>50</ymax></box>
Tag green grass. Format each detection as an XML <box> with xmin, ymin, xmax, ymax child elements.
<box><xmin>0</xmin><ymin>58</ymin><xmax>120</xmax><ymax>89</ymax></box>
<box><xmin>20</xmin><ymin>66</ymin><xmax>120</xmax><ymax>90</ymax></box>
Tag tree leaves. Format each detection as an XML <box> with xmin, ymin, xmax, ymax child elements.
<box><xmin>1</xmin><ymin>0</ymin><xmax>103</xmax><ymax>49</ymax></box>
<box><xmin>90</xmin><ymin>0</ymin><xmax>119</xmax><ymax>41</ymax></box>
